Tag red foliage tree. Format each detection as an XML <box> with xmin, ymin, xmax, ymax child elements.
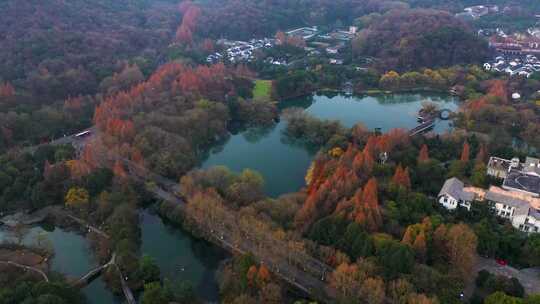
<box><xmin>201</xmin><ymin>38</ymin><xmax>215</xmax><ymax>53</ymax></box>
<box><xmin>487</xmin><ymin>79</ymin><xmax>508</xmax><ymax>103</ymax></box>
<box><xmin>105</xmin><ymin>119</ymin><xmax>135</xmax><ymax>143</ymax></box>
<box><xmin>363</xmin><ymin>136</ymin><xmax>378</xmax><ymax>158</ymax></box>
<box><xmin>392</xmin><ymin>164</ymin><xmax>411</xmax><ymax>190</ymax></box>
<box><xmin>176</xmin><ymin>25</ymin><xmax>193</xmax><ymax>44</ymax></box>
<box><xmin>275</xmin><ymin>31</ymin><xmax>287</xmax><ymax>45</ymax></box>
<box><xmin>175</xmin><ymin>3</ymin><xmax>201</xmax><ymax>45</ymax></box>
<box><xmin>475</xmin><ymin>144</ymin><xmax>487</xmax><ymax>164</ymax></box>
<box><xmin>418</xmin><ymin>144</ymin><xmax>429</xmax><ymax>163</ymax></box>
<box><xmin>307</xmin><ymin>158</ymin><xmax>327</xmax><ymax>195</ymax></box>
<box><xmin>354</xmin><ymin>178</ymin><xmax>382</xmax><ymax>232</ymax></box>
<box><xmin>257</xmin><ymin>265</ymin><xmax>270</xmax><ymax>285</ymax></box>
<box><xmin>63</xmin><ymin>96</ymin><xmax>84</xmax><ymax>119</ymax></box>
<box><xmin>460</xmin><ymin>141</ymin><xmax>470</xmax><ymax>162</ymax></box>
<box><xmin>131</xmin><ymin>148</ymin><xmax>145</xmax><ymax>168</ymax></box>
<box><xmin>0</xmin><ymin>82</ymin><xmax>15</xmax><ymax>98</ymax></box>
<box><xmin>113</xmin><ymin>160</ymin><xmax>127</xmax><ymax>179</ymax></box>
<box><xmin>247</xmin><ymin>265</ymin><xmax>258</xmax><ymax>287</ymax></box>
<box><xmin>353</xmin><ymin>150</ymin><xmax>374</xmax><ymax>179</ymax></box>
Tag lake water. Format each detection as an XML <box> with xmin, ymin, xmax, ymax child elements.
<box><xmin>140</xmin><ymin>210</ymin><xmax>227</xmax><ymax>302</ymax></box>
<box><xmin>0</xmin><ymin>226</ymin><xmax>120</xmax><ymax>304</ymax></box>
<box><xmin>203</xmin><ymin>92</ymin><xmax>459</xmax><ymax>196</ymax></box>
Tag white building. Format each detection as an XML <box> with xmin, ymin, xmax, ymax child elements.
<box><xmin>438</xmin><ymin>177</ymin><xmax>540</xmax><ymax>233</ymax></box>
<box><xmin>512</xmin><ymin>206</ymin><xmax>540</xmax><ymax>233</ymax></box>
<box><xmin>437</xmin><ymin>178</ymin><xmax>475</xmax><ymax>210</ymax></box>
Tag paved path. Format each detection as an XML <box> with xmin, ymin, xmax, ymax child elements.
<box><xmin>114</xmin><ymin>264</ymin><xmax>136</xmax><ymax>304</ymax></box>
<box><xmin>0</xmin><ymin>260</ymin><xmax>49</xmax><ymax>282</ymax></box>
<box><xmin>468</xmin><ymin>257</ymin><xmax>540</xmax><ymax>296</ymax></box>
<box><xmin>60</xmin><ymin>212</ymin><xmax>109</xmax><ymax>239</ymax></box>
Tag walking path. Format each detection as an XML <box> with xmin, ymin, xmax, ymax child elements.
<box><xmin>465</xmin><ymin>257</ymin><xmax>540</xmax><ymax>298</ymax></box>
<box><xmin>0</xmin><ymin>260</ymin><xmax>49</xmax><ymax>282</ymax></box>
<box><xmin>474</xmin><ymin>257</ymin><xmax>540</xmax><ymax>295</ymax></box>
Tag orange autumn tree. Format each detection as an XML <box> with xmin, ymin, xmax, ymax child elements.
<box><xmin>418</xmin><ymin>144</ymin><xmax>429</xmax><ymax>163</ymax></box>
<box><xmin>247</xmin><ymin>265</ymin><xmax>258</xmax><ymax>287</ymax></box>
<box><xmin>175</xmin><ymin>1</ymin><xmax>201</xmax><ymax>45</ymax></box>
<box><xmin>460</xmin><ymin>141</ymin><xmax>470</xmax><ymax>162</ymax></box>
<box><xmin>353</xmin><ymin>149</ymin><xmax>374</xmax><ymax>180</ymax></box>
<box><xmin>0</xmin><ymin>82</ymin><xmax>15</xmax><ymax>98</ymax></box>
<box><xmin>392</xmin><ymin>164</ymin><xmax>411</xmax><ymax>190</ymax></box>
<box><xmin>354</xmin><ymin>178</ymin><xmax>382</xmax><ymax>232</ymax></box>
<box><xmin>201</xmin><ymin>38</ymin><xmax>215</xmax><ymax>52</ymax></box>
<box><xmin>66</xmin><ymin>160</ymin><xmax>91</xmax><ymax>180</ymax></box>
<box><xmin>401</xmin><ymin>218</ymin><xmax>433</xmax><ymax>262</ymax></box>
<box><xmin>113</xmin><ymin>160</ymin><xmax>128</xmax><ymax>179</ymax></box>
<box><xmin>296</xmin><ymin>130</ymin><xmax>410</xmax><ymax>231</ymax></box>
<box><xmin>257</xmin><ymin>265</ymin><xmax>271</xmax><ymax>286</ymax></box>
<box><xmin>487</xmin><ymin>79</ymin><xmax>508</xmax><ymax>104</ymax></box>
<box><xmin>296</xmin><ymin>161</ymin><xmax>360</xmax><ymax>231</ymax></box>
<box><xmin>475</xmin><ymin>144</ymin><xmax>487</xmax><ymax>164</ymax></box>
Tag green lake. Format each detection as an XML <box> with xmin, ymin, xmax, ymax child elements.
<box><xmin>0</xmin><ymin>226</ymin><xmax>120</xmax><ymax>304</ymax></box>
<box><xmin>203</xmin><ymin>92</ymin><xmax>459</xmax><ymax>196</ymax></box>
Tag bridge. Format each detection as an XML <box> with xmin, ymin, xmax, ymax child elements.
<box><xmin>70</xmin><ymin>251</ymin><xmax>135</xmax><ymax>304</ymax></box>
<box><xmin>72</xmin><ymin>253</ymin><xmax>116</xmax><ymax>288</ymax></box>
<box><xmin>409</xmin><ymin>118</ymin><xmax>435</xmax><ymax>136</ymax></box>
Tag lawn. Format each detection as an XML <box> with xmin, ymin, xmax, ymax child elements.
<box><xmin>253</xmin><ymin>80</ymin><xmax>272</xmax><ymax>99</ymax></box>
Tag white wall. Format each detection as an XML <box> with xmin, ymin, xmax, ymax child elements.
<box><xmin>439</xmin><ymin>195</ymin><xmax>458</xmax><ymax>210</ymax></box>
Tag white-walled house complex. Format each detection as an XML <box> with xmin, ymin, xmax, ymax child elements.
<box><xmin>438</xmin><ymin>177</ymin><xmax>540</xmax><ymax>234</ymax></box>
<box><xmin>438</xmin><ymin>178</ymin><xmax>475</xmax><ymax>210</ymax></box>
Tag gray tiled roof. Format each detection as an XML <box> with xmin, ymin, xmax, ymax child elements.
<box><xmin>438</xmin><ymin>178</ymin><xmax>475</xmax><ymax>202</ymax></box>
<box><xmin>484</xmin><ymin>190</ymin><xmax>529</xmax><ymax>208</ymax></box>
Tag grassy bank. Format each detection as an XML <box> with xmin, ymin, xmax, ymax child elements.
<box><xmin>253</xmin><ymin>80</ymin><xmax>272</xmax><ymax>99</ymax></box>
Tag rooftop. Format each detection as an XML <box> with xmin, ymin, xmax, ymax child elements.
<box><xmin>488</xmin><ymin>156</ymin><xmax>513</xmax><ymax>172</ymax></box>
<box><xmin>485</xmin><ymin>189</ymin><xmax>530</xmax><ymax>208</ymax></box>
<box><xmin>438</xmin><ymin>177</ymin><xmax>476</xmax><ymax>202</ymax></box>
<box><xmin>489</xmin><ymin>186</ymin><xmax>540</xmax><ymax>210</ymax></box>
<box><xmin>503</xmin><ymin>169</ymin><xmax>540</xmax><ymax>197</ymax></box>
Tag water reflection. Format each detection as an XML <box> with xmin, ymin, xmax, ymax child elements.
<box><xmin>203</xmin><ymin>92</ymin><xmax>459</xmax><ymax>197</ymax></box>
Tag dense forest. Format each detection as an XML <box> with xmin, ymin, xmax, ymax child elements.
<box><xmin>353</xmin><ymin>9</ymin><xmax>490</xmax><ymax>71</ymax></box>
<box><xmin>0</xmin><ymin>0</ymin><xmax>178</xmax><ymax>100</ymax></box>
<box><xmin>0</xmin><ymin>0</ymin><xmax>181</xmax><ymax>151</ymax></box>
<box><xmin>191</xmin><ymin>0</ymin><xmax>413</xmax><ymax>39</ymax></box>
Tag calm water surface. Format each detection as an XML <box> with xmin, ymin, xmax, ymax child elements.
<box><xmin>140</xmin><ymin>210</ymin><xmax>227</xmax><ymax>302</ymax></box>
<box><xmin>0</xmin><ymin>226</ymin><xmax>119</xmax><ymax>304</ymax></box>
<box><xmin>204</xmin><ymin>92</ymin><xmax>459</xmax><ymax>196</ymax></box>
